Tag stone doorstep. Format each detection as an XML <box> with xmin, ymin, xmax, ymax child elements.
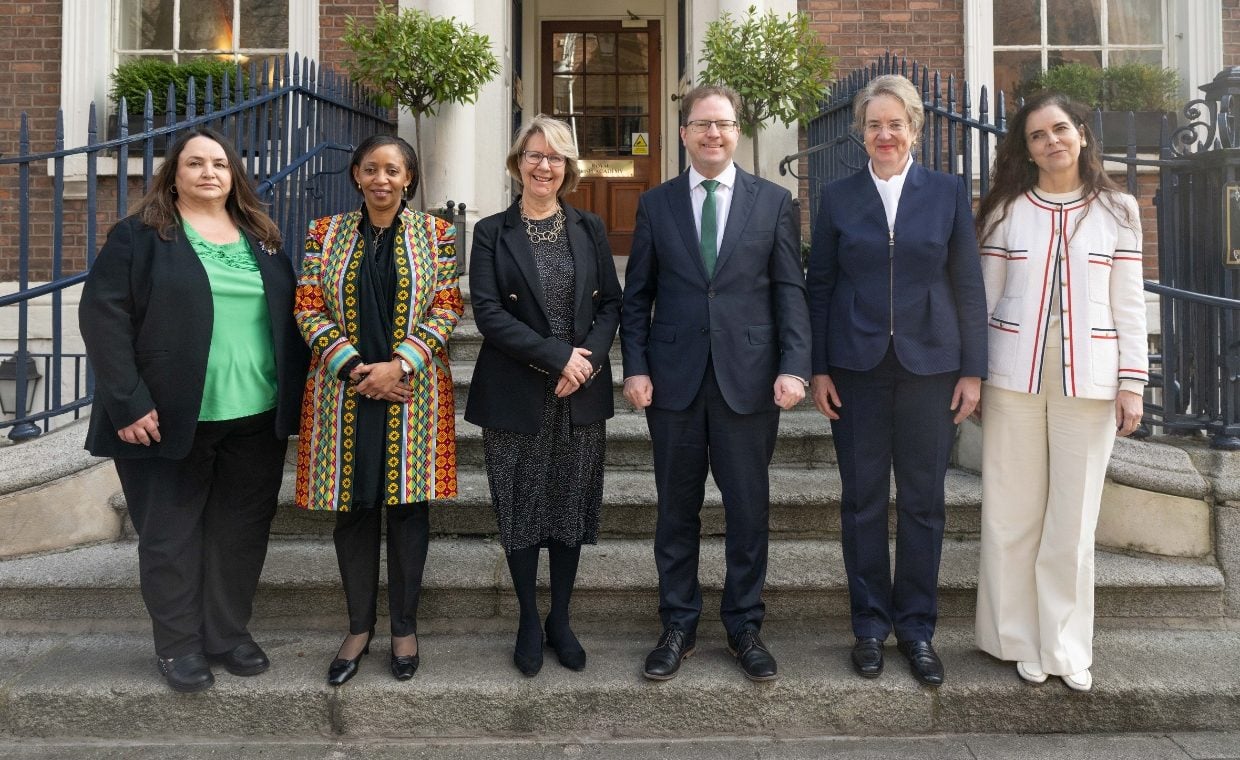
<box><xmin>0</xmin><ymin>538</ymin><xmax>1223</xmax><ymax>630</ymax></box>
<box><xmin>0</xmin><ymin>625</ymin><xmax>1238</xmax><ymax>740</ymax></box>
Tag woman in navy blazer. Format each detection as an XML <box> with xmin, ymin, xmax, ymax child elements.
<box><xmin>80</xmin><ymin>127</ymin><xmax>308</xmax><ymax>693</ymax></box>
<box><xmin>466</xmin><ymin>115</ymin><xmax>622</xmax><ymax>676</ymax></box>
<box><xmin>807</xmin><ymin>75</ymin><xmax>987</xmax><ymax>687</ymax></box>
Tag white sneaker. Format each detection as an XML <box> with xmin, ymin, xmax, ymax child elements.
<box><xmin>1016</xmin><ymin>661</ymin><xmax>1047</xmax><ymax>684</ymax></box>
<box><xmin>1062</xmin><ymin>669</ymin><xmax>1092</xmax><ymax>692</ymax></box>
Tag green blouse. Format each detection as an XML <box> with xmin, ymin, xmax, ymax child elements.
<box><xmin>182</xmin><ymin>221</ymin><xmax>278</xmax><ymax>422</ymax></box>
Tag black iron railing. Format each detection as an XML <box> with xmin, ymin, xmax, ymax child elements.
<box><xmin>0</xmin><ymin>55</ymin><xmax>394</xmax><ymax>441</ymax></box>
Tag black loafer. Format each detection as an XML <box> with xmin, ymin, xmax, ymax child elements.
<box><xmin>727</xmin><ymin>629</ymin><xmax>778</xmax><ymax>682</ymax></box>
<box><xmin>851</xmin><ymin>637</ymin><xmax>885</xmax><ymax>679</ymax></box>
<box><xmin>643</xmin><ymin>627</ymin><xmax>695</xmax><ymax>681</ymax></box>
<box><xmin>157</xmin><ymin>653</ymin><xmax>214</xmax><ymax>693</ymax></box>
<box><xmin>208</xmin><ymin>641</ymin><xmax>269</xmax><ymax>676</ymax></box>
<box><xmin>897</xmin><ymin>639</ymin><xmax>944</xmax><ymax>687</ymax></box>
<box><xmin>390</xmin><ymin>653</ymin><xmax>419</xmax><ymax>680</ymax></box>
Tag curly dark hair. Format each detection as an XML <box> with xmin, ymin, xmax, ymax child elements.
<box><xmin>977</xmin><ymin>91</ymin><xmax>1136</xmax><ymax>244</ymax></box>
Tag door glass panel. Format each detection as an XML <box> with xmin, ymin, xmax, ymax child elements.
<box><xmin>993</xmin><ymin>0</ymin><xmax>1039</xmax><ymax>46</ymax></box>
<box><xmin>1048</xmin><ymin>0</ymin><xmax>1100</xmax><ymax>46</ymax></box>
<box><xmin>618</xmin><ymin>75</ymin><xmax>648</xmax><ymax>114</ymax></box>
<box><xmin>1108</xmin><ymin>0</ymin><xmax>1161</xmax><ymax>45</ymax></box>
<box><xmin>585</xmin><ymin>33</ymin><xmax>617</xmax><ymax>73</ymax></box>
<box><xmin>553</xmin><ymin>33</ymin><xmax>585</xmax><ymax>73</ymax></box>
<box><xmin>618</xmin><ymin>116</ymin><xmax>649</xmax><ymax>154</ymax></box>
<box><xmin>554</xmin><ymin>75</ymin><xmax>582</xmax><ymax>115</ymax></box>
<box><xmin>180</xmin><ymin>0</ymin><xmax>234</xmax><ymax>50</ymax></box>
<box><xmin>585</xmin><ymin>76</ymin><xmax>617</xmax><ymax>110</ymax></box>
<box><xmin>617</xmin><ymin>33</ymin><xmax>648</xmax><ymax>72</ymax></box>
<box><xmin>582</xmin><ymin>116</ymin><xmax>618</xmax><ymax>154</ymax></box>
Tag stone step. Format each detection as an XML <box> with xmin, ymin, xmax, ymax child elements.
<box><xmin>453</xmin><ymin>410</ymin><xmax>834</xmax><ymax>468</ymax></box>
<box><xmin>262</xmin><ymin>466</ymin><xmax>983</xmax><ymax>540</ymax></box>
<box><xmin>0</xmin><ymin>625</ymin><xmax>1237</xmax><ymax>740</ymax></box>
<box><xmin>0</xmin><ymin>537</ymin><xmax>1221</xmax><ymax>633</ymax></box>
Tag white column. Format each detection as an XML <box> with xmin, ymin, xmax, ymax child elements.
<box><xmin>61</xmin><ymin>0</ymin><xmax>112</xmax><ymax>148</ymax></box>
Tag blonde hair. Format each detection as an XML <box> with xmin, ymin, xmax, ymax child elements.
<box><xmin>505</xmin><ymin>114</ymin><xmax>581</xmax><ymax>197</ymax></box>
<box><xmin>853</xmin><ymin>74</ymin><xmax>925</xmax><ymax>140</ymax></box>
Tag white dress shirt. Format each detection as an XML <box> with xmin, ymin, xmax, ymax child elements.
<box><xmin>868</xmin><ymin>156</ymin><xmax>913</xmax><ymax>232</ymax></box>
<box><xmin>689</xmin><ymin>162</ymin><xmax>737</xmax><ymax>252</ymax></box>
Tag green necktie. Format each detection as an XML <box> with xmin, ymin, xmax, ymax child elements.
<box><xmin>699</xmin><ymin>179</ymin><xmax>720</xmax><ymax>277</ymax></box>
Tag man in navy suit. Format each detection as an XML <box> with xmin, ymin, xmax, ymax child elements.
<box><xmin>621</xmin><ymin>84</ymin><xmax>812</xmax><ymax>682</ymax></box>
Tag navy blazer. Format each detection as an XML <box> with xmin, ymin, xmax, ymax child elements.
<box><xmin>806</xmin><ymin>163</ymin><xmax>987</xmax><ymax>378</ymax></box>
<box><xmin>80</xmin><ymin>215</ymin><xmax>309</xmax><ymax>460</ymax></box>
<box><xmin>465</xmin><ymin>200</ymin><xmax>622</xmax><ymax>435</ymax></box>
<box><xmin>620</xmin><ymin>166</ymin><xmax>812</xmax><ymax>414</ymax></box>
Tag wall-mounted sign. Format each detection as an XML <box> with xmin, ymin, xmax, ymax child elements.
<box><xmin>1227</xmin><ymin>183</ymin><xmax>1240</xmax><ymax>268</ymax></box>
<box><xmin>631</xmin><ymin>133</ymin><xmax>649</xmax><ymax>156</ymax></box>
<box><xmin>578</xmin><ymin>160</ymin><xmax>635</xmax><ymax>178</ymax></box>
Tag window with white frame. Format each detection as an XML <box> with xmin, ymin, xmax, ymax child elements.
<box><xmin>116</xmin><ymin>0</ymin><xmax>290</xmax><ymax>67</ymax></box>
<box><xmin>992</xmin><ymin>0</ymin><xmax>1166</xmax><ymax>99</ymax></box>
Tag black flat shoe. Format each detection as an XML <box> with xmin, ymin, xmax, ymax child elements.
<box><xmin>208</xmin><ymin>641</ymin><xmax>270</xmax><ymax>676</ymax></box>
<box><xmin>851</xmin><ymin>637</ymin><xmax>885</xmax><ymax>679</ymax></box>
<box><xmin>327</xmin><ymin>629</ymin><xmax>374</xmax><ymax>687</ymax></box>
<box><xmin>897</xmin><ymin>639</ymin><xmax>944</xmax><ymax>687</ymax></box>
<box><xmin>545</xmin><ymin>616</ymin><xmax>586</xmax><ymax>671</ymax></box>
<box><xmin>157</xmin><ymin>653</ymin><xmax>214</xmax><ymax>693</ymax></box>
<box><xmin>643</xmin><ymin>627</ymin><xmax>695</xmax><ymax>681</ymax></box>
<box><xmin>727</xmin><ymin>628</ymin><xmax>778</xmax><ymax>682</ymax></box>
<box><xmin>513</xmin><ymin>623</ymin><xmax>544</xmax><ymax>677</ymax></box>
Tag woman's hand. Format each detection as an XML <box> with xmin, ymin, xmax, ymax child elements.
<box><xmin>561</xmin><ymin>347</ymin><xmax>594</xmax><ymax>386</ymax></box>
<box><xmin>354</xmin><ymin>359</ymin><xmax>413</xmax><ymax>403</ymax></box>
<box><xmin>555</xmin><ymin>375</ymin><xmax>581</xmax><ymax>398</ymax></box>
<box><xmin>1115</xmin><ymin>389</ymin><xmax>1143</xmax><ymax>437</ymax></box>
<box><xmin>951</xmin><ymin>376</ymin><xmax>982</xmax><ymax>424</ymax></box>
<box><xmin>811</xmin><ymin>374</ymin><xmax>842</xmax><ymax>420</ymax></box>
<box><xmin>117</xmin><ymin>409</ymin><xmax>160</xmax><ymax>446</ymax></box>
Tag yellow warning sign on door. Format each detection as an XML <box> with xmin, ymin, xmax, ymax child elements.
<box><xmin>632</xmin><ymin>132</ymin><xmax>649</xmax><ymax>156</ymax></box>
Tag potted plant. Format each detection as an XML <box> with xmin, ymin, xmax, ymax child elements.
<box><xmin>108</xmin><ymin>58</ymin><xmax>245</xmax><ymax>139</ymax></box>
<box><xmin>1023</xmin><ymin>62</ymin><xmax>1178</xmax><ymax>150</ymax></box>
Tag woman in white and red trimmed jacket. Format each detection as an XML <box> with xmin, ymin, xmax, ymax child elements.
<box><xmin>973</xmin><ymin>92</ymin><xmax>1147</xmax><ymax>693</ymax></box>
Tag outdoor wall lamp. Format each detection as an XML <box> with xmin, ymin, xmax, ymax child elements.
<box><xmin>0</xmin><ymin>353</ymin><xmax>42</xmax><ymax>418</ymax></box>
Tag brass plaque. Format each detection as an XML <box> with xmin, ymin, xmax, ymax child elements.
<box><xmin>578</xmin><ymin>159</ymin><xmax>636</xmax><ymax>178</ymax></box>
<box><xmin>1228</xmin><ymin>183</ymin><xmax>1240</xmax><ymax>268</ymax></box>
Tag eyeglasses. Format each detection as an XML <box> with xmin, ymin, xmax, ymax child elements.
<box><xmin>521</xmin><ymin>151</ymin><xmax>567</xmax><ymax>167</ymax></box>
<box><xmin>864</xmin><ymin>121</ymin><xmax>909</xmax><ymax>134</ymax></box>
<box><xmin>685</xmin><ymin>119</ymin><xmax>740</xmax><ymax>133</ymax></box>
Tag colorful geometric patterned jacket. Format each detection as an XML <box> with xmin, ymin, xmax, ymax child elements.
<box><xmin>294</xmin><ymin>208</ymin><xmax>463</xmax><ymax>510</ymax></box>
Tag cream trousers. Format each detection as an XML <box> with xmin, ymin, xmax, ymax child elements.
<box><xmin>974</xmin><ymin>329</ymin><xmax>1117</xmax><ymax>675</ymax></box>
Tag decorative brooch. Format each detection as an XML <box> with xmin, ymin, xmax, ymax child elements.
<box><xmin>259</xmin><ymin>240</ymin><xmax>279</xmax><ymax>256</ymax></box>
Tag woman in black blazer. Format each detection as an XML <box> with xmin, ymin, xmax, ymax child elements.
<box><xmin>465</xmin><ymin>114</ymin><xmax>622</xmax><ymax>676</ymax></box>
<box><xmin>79</xmin><ymin>127</ymin><xmax>308</xmax><ymax>693</ymax></box>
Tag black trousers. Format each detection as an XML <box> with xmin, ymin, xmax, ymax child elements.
<box><xmin>830</xmin><ymin>343</ymin><xmax>958</xmax><ymax>642</ymax></box>
<box><xmin>333</xmin><ymin>502</ymin><xmax>430</xmax><ymax>637</ymax></box>
<box><xmin>114</xmin><ymin>409</ymin><xmax>284</xmax><ymax>658</ymax></box>
<box><xmin>646</xmin><ymin>363</ymin><xmax>779</xmax><ymax>639</ymax></box>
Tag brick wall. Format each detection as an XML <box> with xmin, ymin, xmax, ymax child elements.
<box><xmin>319</xmin><ymin>0</ymin><xmax>395</xmax><ymax>76</ymax></box>
<box><xmin>1226</xmin><ymin>0</ymin><xmax>1240</xmax><ymax>67</ymax></box>
<box><xmin>801</xmin><ymin>0</ymin><xmax>966</xmax><ymax>82</ymax></box>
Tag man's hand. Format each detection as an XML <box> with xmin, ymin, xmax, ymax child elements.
<box><xmin>773</xmin><ymin>375</ymin><xmax>806</xmax><ymax>410</ymax></box>
<box><xmin>623</xmin><ymin>375</ymin><xmax>653</xmax><ymax>410</ymax></box>
<box><xmin>811</xmin><ymin>374</ymin><xmax>842</xmax><ymax>420</ymax></box>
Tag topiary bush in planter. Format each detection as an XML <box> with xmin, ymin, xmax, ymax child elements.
<box><xmin>108</xmin><ymin>58</ymin><xmax>246</xmax><ymax>137</ymax></box>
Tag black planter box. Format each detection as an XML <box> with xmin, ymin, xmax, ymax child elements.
<box><xmin>1098</xmin><ymin>110</ymin><xmax>1175</xmax><ymax>152</ymax></box>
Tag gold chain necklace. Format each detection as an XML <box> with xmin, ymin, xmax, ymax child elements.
<box><xmin>521</xmin><ymin>205</ymin><xmax>565</xmax><ymax>244</ymax></box>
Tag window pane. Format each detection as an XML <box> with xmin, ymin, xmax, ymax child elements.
<box><xmin>618</xmin><ymin>75</ymin><xmax>647</xmax><ymax>114</ymax></box>
<box><xmin>240</xmin><ymin>0</ymin><xmax>288</xmax><ymax>48</ymax></box>
<box><xmin>1107</xmin><ymin>48</ymin><xmax>1162</xmax><ymax>66</ymax></box>
<box><xmin>553</xmin><ymin>33</ymin><xmax>585</xmax><ymax>73</ymax></box>
<box><xmin>1048</xmin><ymin>48</ymin><xmax>1102</xmax><ymax>69</ymax></box>
<box><xmin>993</xmin><ymin>0</ymin><xmax>1040</xmax><ymax>46</ymax></box>
<box><xmin>994</xmin><ymin>50</ymin><xmax>1042</xmax><ymax>101</ymax></box>
<box><xmin>584</xmin><ymin>33</ymin><xmax>617</xmax><ymax>73</ymax></box>
<box><xmin>118</xmin><ymin>0</ymin><xmax>173</xmax><ymax>50</ymax></box>
<box><xmin>585</xmin><ymin>75</ymin><xmax>617</xmax><ymax>110</ymax></box>
<box><xmin>180</xmin><ymin>0</ymin><xmax>234</xmax><ymax>50</ymax></box>
<box><xmin>617</xmin><ymin>33</ymin><xmax>648</xmax><ymax>72</ymax></box>
<box><xmin>1048</xmin><ymin>0</ymin><xmax>1100</xmax><ymax>45</ymax></box>
<box><xmin>1108</xmin><ymin>0</ymin><xmax>1161</xmax><ymax>45</ymax></box>
<box><xmin>553</xmin><ymin>74</ymin><xmax>582</xmax><ymax>115</ymax></box>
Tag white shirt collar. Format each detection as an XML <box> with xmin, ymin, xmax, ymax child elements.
<box><xmin>868</xmin><ymin>155</ymin><xmax>913</xmax><ymax>187</ymax></box>
<box><xmin>689</xmin><ymin>162</ymin><xmax>737</xmax><ymax>190</ymax></box>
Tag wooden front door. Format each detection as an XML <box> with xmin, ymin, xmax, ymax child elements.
<box><xmin>542</xmin><ymin>21</ymin><xmax>662</xmax><ymax>256</ymax></box>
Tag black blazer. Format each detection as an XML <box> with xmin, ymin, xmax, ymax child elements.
<box><xmin>620</xmin><ymin>166</ymin><xmax>812</xmax><ymax>414</ymax></box>
<box><xmin>80</xmin><ymin>215</ymin><xmax>309</xmax><ymax>459</ymax></box>
<box><xmin>465</xmin><ymin>201</ymin><xmax>622</xmax><ymax>435</ymax></box>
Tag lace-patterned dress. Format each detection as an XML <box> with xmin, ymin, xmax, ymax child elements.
<box><xmin>481</xmin><ymin>215</ymin><xmax>605</xmax><ymax>552</ymax></box>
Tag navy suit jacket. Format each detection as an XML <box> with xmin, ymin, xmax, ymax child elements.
<box><xmin>621</xmin><ymin>166</ymin><xmax>812</xmax><ymax>414</ymax></box>
<box><xmin>465</xmin><ymin>200</ymin><xmax>622</xmax><ymax>435</ymax></box>
<box><xmin>806</xmin><ymin>163</ymin><xmax>987</xmax><ymax>378</ymax></box>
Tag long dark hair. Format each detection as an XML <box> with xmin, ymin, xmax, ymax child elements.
<box><xmin>977</xmin><ymin>91</ymin><xmax>1135</xmax><ymax>244</ymax></box>
<box><xmin>132</xmin><ymin>127</ymin><xmax>282</xmax><ymax>248</ymax></box>
<box><xmin>350</xmin><ymin>134</ymin><xmax>420</xmax><ymax>202</ymax></box>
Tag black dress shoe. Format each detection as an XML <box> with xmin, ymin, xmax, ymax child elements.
<box><xmin>727</xmin><ymin>629</ymin><xmax>778</xmax><ymax>682</ymax></box>
<box><xmin>545</xmin><ymin>616</ymin><xmax>586</xmax><ymax>671</ymax></box>
<box><xmin>327</xmin><ymin>629</ymin><xmax>374</xmax><ymax>687</ymax></box>
<box><xmin>643</xmin><ymin>627</ymin><xmax>695</xmax><ymax>681</ymax></box>
<box><xmin>208</xmin><ymin>641</ymin><xmax>269</xmax><ymax>676</ymax></box>
<box><xmin>897</xmin><ymin>639</ymin><xmax>944</xmax><ymax>687</ymax></box>
<box><xmin>390</xmin><ymin>653</ymin><xmax>420</xmax><ymax>680</ymax></box>
<box><xmin>157</xmin><ymin>653</ymin><xmax>214</xmax><ymax>693</ymax></box>
<box><xmin>851</xmin><ymin>637</ymin><xmax>885</xmax><ymax>679</ymax></box>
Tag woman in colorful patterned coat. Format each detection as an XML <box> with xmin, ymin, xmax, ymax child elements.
<box><xmin>294</xmin><ymin>134</ymin><xmax>463</xmax><ymax>686</ymax></box>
